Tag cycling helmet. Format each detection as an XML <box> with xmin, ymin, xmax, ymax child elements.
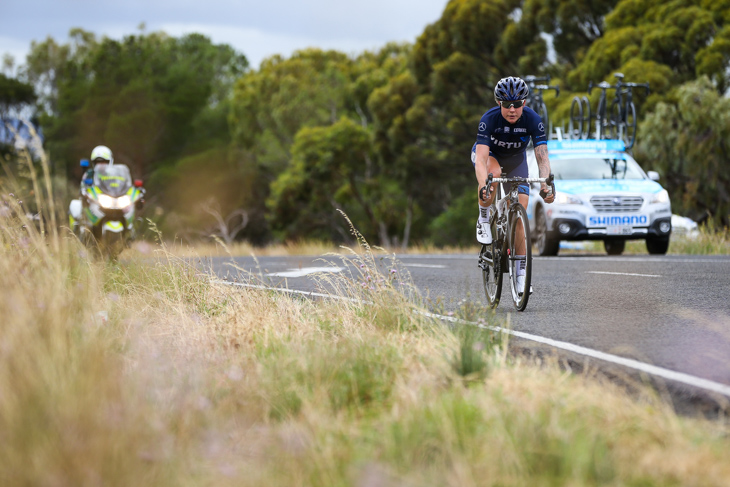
<box><xmin>90</xmin><ymin>145</ymin><xmax>113</xmax><ymax>165</ymax></box>
<box><xmin>494</xmin><ymin>76</ymin><xmax>530</xmax><ymax>101</ymax></box>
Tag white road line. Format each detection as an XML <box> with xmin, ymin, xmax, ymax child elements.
<box><xmin>587</xmin><ymin>271</ymin><xmax>661</xmax><ymax>278</ymax></box>
<box><xmin>214</xmin><ymin>280</ymin><xmax>730</xmax><ymax>398</ymax></box>
<box><xmin>265</xmin><ymin>266</ymin><xmax>344</xmax><ymax>278</ymax></box>
<box><xmin>404</xmin><ymin>263</ymin><xmax>447</xmax><ymax>268</ymax></box>
<box><xmin>217</xmin><ymin>280</ymin><xmax>362</xmax><ymax>303</ymax></box>
<box><xmin>426</xmin><ymin>313</ymin><xmax>730</xmax><ymax>398</ymax></box>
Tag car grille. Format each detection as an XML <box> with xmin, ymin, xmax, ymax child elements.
<box><xmin>590</xmin><ymin>195</ymin><xmax>644</xmax><ymax>212</ymax></box>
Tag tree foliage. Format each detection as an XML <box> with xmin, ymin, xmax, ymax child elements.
<box><xmin>569</xmin><ymin>0</ymin><xmax>730</xmax><ymax>93</ymax></box>
<box><xmin>30</xmin><ymin>31</ymin><xmax>246</xmax><ymax>177</ymax></box>
<box><xmin>637</xmin><ymin>77</ymin><xmax>730</xmax><ymax>226</ymax></box>
<box><xmin>0</xmin><ymin>74</ymin><xmax>36</xmax><ymax>118</ymax></box>
<box><xmin>10</xmin><ymin>0</ymin><xmax>730</xmax><ymax>244</ymax></box>
<box><xmin>231</xmin><ymin>44</ymin><xmax>414</xmax><ymax>245</ymax></box>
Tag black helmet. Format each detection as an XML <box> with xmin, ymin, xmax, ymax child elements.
<box><xmin>494</xmin><ymin>77</ymin><xmax>529</xmax><ymax>101</ymax></box>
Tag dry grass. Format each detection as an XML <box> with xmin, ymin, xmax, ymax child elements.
<box><xmin>2</xmin><ymin>199</ymin><xmax>730</xmax><ymax>486</ymax></box>
<box><xmin>161</xmin><ymin>237</ymin><xmax>482</xmax><ymax>258</ymax></box>
<box><xmin>157</xmin><ymin>222</ymin><xmax>729</xmax><ymax>258</ymax></box>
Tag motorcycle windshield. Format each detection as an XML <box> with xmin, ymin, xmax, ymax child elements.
<box><xmin>93</xmin><ymin>164</ymin><xmax>132</xmax><ymax>197</ymax></box>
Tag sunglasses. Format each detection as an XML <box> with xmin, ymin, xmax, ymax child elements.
<box><xmin>499</xmin><ymin>99</ymin><xmax>526</xmax><ymax>108</ymax></box>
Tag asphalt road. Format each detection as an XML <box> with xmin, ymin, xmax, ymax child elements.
<box><xmin>208</xmin><ymin>252</ymin><xmax>730</xmax><ymax>398</ymax></box>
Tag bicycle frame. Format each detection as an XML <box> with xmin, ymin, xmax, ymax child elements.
<box><xmin>588</xmin><ymin>80</ymin><xmax>614</xmax><ymax>139</ymax></box>
<box><xmin>479</xmin><ymin>173</ymin><xmax>554</xmax><ymax>311</ymax></box>
<box><xmin>524</xmin><ymin>75</ymin><xmax>559</xmax><ymax>131</ymax></box>
<box><xmin>588</xmin><ymin>73</ymin><xmax>649</xmax><ymax>147</ymax></box>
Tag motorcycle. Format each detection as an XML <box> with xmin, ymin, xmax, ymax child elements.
<box><xmin>69</xmin><ymin>159</ymin><xmax>145</xmax><ymax>257</ymax></box>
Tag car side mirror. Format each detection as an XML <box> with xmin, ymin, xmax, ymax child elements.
<box><xmin>134</xmin><ymin>179</ymin><xmax>144</xmax><ymax>188</ymax></box>
<box><xmin>80</xmin><ymin>159</ymin><xmax>90</xmax><ymax>168</ymax></box>
<box><xmin>647</xmin><ymin>171</ymin><xmax>660</xmax><ymax>181</ymax></box>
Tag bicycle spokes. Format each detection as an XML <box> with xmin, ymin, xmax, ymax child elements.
<box><xmin>508</xmin><ymin>204</ymin><xmax>532</xmax><ymax>311</ymax></box>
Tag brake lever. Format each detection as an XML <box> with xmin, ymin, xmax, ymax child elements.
<box><xmin>480</xmin><ymin>173</ymin><xmax>494</xmax><ymax>202</ymax></box>
<box><xmin>539</xmin><ymin>173</ymin><xmax>555</xmax><ymax>199</ymax></box>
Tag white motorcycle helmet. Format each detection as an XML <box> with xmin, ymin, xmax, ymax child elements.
<box><xmin>90</xmin><ymin>145</ymin><xmax>113</xmax><ymax>165</ymax></box>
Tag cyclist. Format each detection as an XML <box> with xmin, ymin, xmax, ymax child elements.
<box><xmin>472</xmin><ymin>76</ymin><xmax>555</xmax><ymax>293</ymax></box>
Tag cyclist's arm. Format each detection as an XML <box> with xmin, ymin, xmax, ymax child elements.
<box><xmin>475</xmin><ymin>143</ymin><xmax>490</xmax><ymax>186</ymax></box>
<box><xmin>535</xmin><ymin>144</ymin><xmax>555</xmax><ymax>203</ymax></box>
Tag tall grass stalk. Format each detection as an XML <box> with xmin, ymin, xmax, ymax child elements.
<box><xmin>1</xmin><ymin>176</ymin><xmax>729</xmax><ymax>484</ymax></box>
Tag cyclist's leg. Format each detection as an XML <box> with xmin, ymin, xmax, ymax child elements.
<box><xmin>473</xmin><ymin>144</ymin><xmax>501</xmax><ymax>244</ymax></box>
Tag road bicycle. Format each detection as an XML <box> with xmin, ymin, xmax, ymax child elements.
<box><xmin>569</xmin><ymin>94</ymin><xmax>592</xmax><ymax>139</ymax></box>
<box><xmin>589</xmin><ymin>73</ymin><xmax>650</xmax><ymax>148</ymax></box>
<box><xmin>478</xmin><ymin>173</ymin><xmax>555</xmax><ymax>311</ymax></box>
<box><xmin>524</xmin><ymin>75</ymin><xmax>560</xmax><ymax>132</ymax></box>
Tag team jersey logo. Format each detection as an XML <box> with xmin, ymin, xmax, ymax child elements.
<box><xmin>479</xmin><ymin>122</ymin><xmax>487</xmax><ymax>131</ymax></box>
<box><xmin>538</xmin><ymin>122</ymin><xmax>545</xmax><ymax>133</ymax></box>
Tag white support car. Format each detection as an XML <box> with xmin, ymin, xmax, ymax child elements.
<box><xmin>526</xmin><ymin>139</ymin><xmax>672</xmax><ymax>255</ymax></box>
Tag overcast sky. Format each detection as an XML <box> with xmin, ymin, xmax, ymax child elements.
<box><xmin>1</xmin><ymin>0</ymin><xmax>449</xmax><ymax>71</ymax></box>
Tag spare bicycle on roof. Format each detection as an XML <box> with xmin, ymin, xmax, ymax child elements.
<box><xmin>570</xmin><ymin>73</ymin><xmax>650</xmax><ymax>149</ymax></box>
<box><xmin>523</xmin><ymin>75</ymin><xmax>560</xmax><ymax>133</ymax></box>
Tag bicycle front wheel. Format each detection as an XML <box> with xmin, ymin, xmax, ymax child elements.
<box><xmin>508</xmin><ymin>204</ymin><xmax>532</xmax><ymax>311</ymax></box>
<box><xmin>481</xmin><ymin>207</ymin><xmax>502</xmax><ymax>308</ymax></box>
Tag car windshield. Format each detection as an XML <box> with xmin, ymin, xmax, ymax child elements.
<box><xmin>93</xmin><ymin>164</ymin><xmax>132</xmax><ymax>197</ymax></box>
<box><xmin>551</xmin><ymin>157</ymin><xmax>646</xmax><ymax>180</ymax></box>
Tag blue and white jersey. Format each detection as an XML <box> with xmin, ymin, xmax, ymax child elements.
<box><xmin>475</xmin><ymin>106</ymin><xmax>547</xmax><ymax>159</ymax></box>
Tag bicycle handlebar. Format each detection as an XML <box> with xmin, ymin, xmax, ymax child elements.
<box><xmin>524</xmin><ymin>75</ymin><xmax>550</xmax><ymax>83</ymax></box>
<box><xmin>491</xmin><ymin>176</ymin><xmax>551</xmax><ymax>184</ymax></box>
<box><xmin>621</xmin><ymin>82</ymin><xmax>650</xmax><ymax>95</ymax></box>
<box><xmin>534</xmin><ymin>84</ymin><xmax>560</xmax><ymax>96</ymax></box>
<box><xmin>588</xmin><ymin>80</ymin><xmax>649</xmax><ymax>95</ymax></box>
<box><xmin>483</xmin><ymin>174</ymin><xmax>555</xmax><ymax>201</ymax></box>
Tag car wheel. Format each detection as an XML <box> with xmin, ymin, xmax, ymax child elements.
<box><xmin>604</xmin><ymin>239</ymin><xmax>625</xmax><ymax>255</ymax></box>
<box><xmin>535</xmin><ymin>208</ymin><xmax>560</xmax><ymax>256</ymax></box>
<box><xmin>646</xmin><ymin>236</ymin><xmax>669</xmax><ymax>255</ymax></box>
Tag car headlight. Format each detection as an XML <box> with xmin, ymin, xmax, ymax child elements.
<box><xmin>555</xmin><ymin>193</ymin><xmax>583</xmax><ymax>205</ymax></box>
<box><xmin>650</xmin><ymin>189</ymin><xmax>669</xmax><ymax>204</ymax></box>
<box><xmin>97</xmin><ymin>194</ymin><xmax>114</xmax><ymax>209</ymax></box>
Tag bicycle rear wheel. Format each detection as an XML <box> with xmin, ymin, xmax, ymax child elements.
<box><xmin>609</xmin><ymin>101</ymin><xmax>621</xmax><ymax>141</ymax></box>
<box><xmin>596</xmin><ymin>97</ymin><xmax>609</xmax><ymax>139</ymax></box>
<box><xmin>508</xmin><ymin>204</ymin><xmax>532</xmax><ymax>311</ymax></box>
<box><xmin>480</xmin><ymin>206</ymin><xmax>502</xmax><ymax>308</ymax></box>
<box><xmin>624</xmin><ymin>101</ymin><xmax>637</xmax><ymax>148</ymax></box>
<box><xmin>537</xmin><ymin>101</ymin><xmax>549</xmax><ymax>133</ymax></box>
<box><xmin>580</xmin><ymin>96</ymin><xmax>592</xmax><ymax>139</ymax></box>
<box><xmin>569</xmin><ymin>97</ymin><xmax>583</xmax><ymax>139</ymax></box>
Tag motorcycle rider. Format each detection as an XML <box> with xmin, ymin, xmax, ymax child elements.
<box><xmin>69</xmin><ymin>145</ymin><xmax>114</xmax><ymax>232</ymax></box>
<box><xmin>82</xmin><ymin>145</ymin><xmax>114</xmax><ymax>186</ymax></box>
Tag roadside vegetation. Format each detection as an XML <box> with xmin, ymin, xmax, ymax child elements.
<box><xmin>2</xmin><ymin>196</ymin><xmax>729</xmax><ymax>486</ymax></box>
